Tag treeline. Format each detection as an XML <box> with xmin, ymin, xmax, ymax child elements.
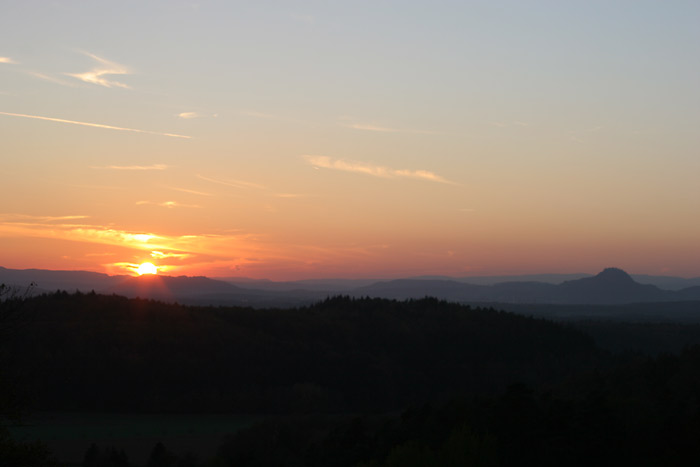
<box><xmin>7</xmin><ymin>292</ymin><xmax>601</xmax><ymax>413</ymax></box>
<box><xmin>54</xmin><ymin>352</ymin><xmax>700</xmax><ymax>466</ymax></box>
<box><xmin>214</xmin><ymin>356</ymin><xmax>700</xmax><ymax>467</ymax></box>
<box><xmin>6</xmin><ymin>292</ymin><xmax>700</xmax><ymax>465</ymax></box>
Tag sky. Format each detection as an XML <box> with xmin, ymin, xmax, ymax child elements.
<box><xmin>1</xmin><ymin>1</ymin><xmax>699</xmax><ymax>280</ymax></box>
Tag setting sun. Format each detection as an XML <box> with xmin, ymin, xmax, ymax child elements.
<box><xmin>136</xmin><ymin>262</ymin><xmax>158</xmax><ymax>275</ymax></box>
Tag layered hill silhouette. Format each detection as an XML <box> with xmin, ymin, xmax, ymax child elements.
<box><xmin>351</xmin><ymin>268</ymin><xmax>699</xmax><ymax>304</ymax></box>
<box><xmin>3</xmin><ymin>266</ymin><xmax>700</xmax><ymax>306</ymax></box>
<box><xmin>106</xmin><ymin>274</ymin><xmax>325</xmax><ymax>307</ymax></box>
<box><xmin>109</xmin><ymin>274</ymin><xmax>243</xmax><ymax>300</ymax></box>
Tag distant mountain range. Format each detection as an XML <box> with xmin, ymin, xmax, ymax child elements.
<box><xmin>220</xmin><ymin>272</ymin><xmax>700</xmax><ymax>291</ymax></box>
<box><xmin>3</xmin><ymin>266</ymin><xmax>700</xmax><ymax>307</ymax></box>
<box><xmin>352</xmin><ymin>268</ymin><xmax>700</xmax><ymax>305</ymax></box>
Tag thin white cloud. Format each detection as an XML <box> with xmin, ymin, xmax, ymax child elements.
<box><xmin>1</xmin><ymin>214</ymin><xmax>89</xmax><ymax>222</ymax></box>
<box><xmin>136</xmin><ymin>201</ymin><xmax>200</xmax><ymax>209</ymax></box>
<box><xmin>344</xmin><ymin>123</ymin><xmax>400</xmax><ymax>132</ymax></box>
<box><xmin>178</xmin><ymin>112</ymin><xmax>201</xmax><ymax>119</ymax></box>
<box><xmin>93</xmin><ymin>164</ymin><xmax>169</xmax><ymax>171</ymax></box>
<box><xmin>164</xmin><ymin>186</ymin><xmax>215</xmax><ymax>197</ymax></box>
<box><xmin>0</xmin><ymin>111</ymin><xmax>191</xmax><ymax>139</ymax></box>
<box><xmin>66</xmin><ymin>52</ymin><xmax>131</xmax><ymax>89</ymax></box>
<box><xmin>198</xmin><ymin>174</ymin><xmax>307</xmax><ymax>198</ymax></box>
<box><xmin>150</xmin><ymin>250</ymin><xmax>191</xmax><ymax>260</ymax></box>
<box><xmin>0</xmin><ymin>219</ymin><xmax>163</xmax><ymax>249</ymax></box>
<box><xmin>0</xmin><ymin>57</ymin><xmax>17</xmax><ymax>64</ymax></box>
<box><xmin>303</xmin><ymin>155</ymin><xmax>457</xmax><ymax>185</ymax></box>
<box><xmin>342</xmin><ymin>122</ymin><xmax>440</xmax><ymax>135</ymax></box>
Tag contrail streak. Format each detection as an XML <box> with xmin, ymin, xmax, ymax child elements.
<box><xmin>0</xmin><ymin>111</ymin><xmax>191</xmax><ymax>139</ymax></box>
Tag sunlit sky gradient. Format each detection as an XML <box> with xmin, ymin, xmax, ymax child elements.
<box><xmin>2</xmin><ymin>1</ymin><xmax>700</xmax><ymax>279</ymax></box>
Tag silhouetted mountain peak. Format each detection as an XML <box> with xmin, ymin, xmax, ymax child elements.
<box><xmin>554</xmin><ymin>267</ymin><xmax>670</xmax><ymax>304</ymax></box>
<box><xmin>594</xmin><ymin>268</ymin><xmax>635</xmax><ymax>284</ymax></box>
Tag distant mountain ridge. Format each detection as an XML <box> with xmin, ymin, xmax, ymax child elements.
<box><xmin>351</xmin><ymin>268</ymin><xmax>700</xmax><ymax>305</ymax></box>
<box><xmin>556</xmin><ymin>268</ymin><xmax>667</xmax><ymax>304</ymax></box>
<box><xmin>3</xmin><ymin>266</ymin><xmax>700</xmax><ymax>306</ymax></box>
<box><xmin>0</xmin><ymin>266</ymin><xmax>325</xmax><ymax>307</ymax></box>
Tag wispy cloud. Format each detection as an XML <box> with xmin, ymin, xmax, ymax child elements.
<box><xmin>344</xmin><ymin>123</ymin><xmax>400</xmax><ymax>132</ymax></box>
<box><xmin>0</xmin><ymin>111</ymin><xmax>191</xmax><ymax>139</ymax></box>
<box><xmin>136</xmin><ymin>200</ymin><xmax>200</xmax><ymax>209</ymax></box>
<box><xmin>27</xmin><ymin>71</ymin><xmax>74</xmax><ymax>86</ymax></box>
<box><xmin>177</xmin><ymin>112</ymin><xmax>201</xmax><ymax>119</ymax></box>
<box><xmin>93</xmin><ymin>164</ymin><xmax>169</xmax><ymax>171</ymax></box>
<box><xmin>150</xmin><ymin>250</ymin><xmax>191</xmax><ymax>260</ymax></box>
<box><xmin>0</xmin><ymin>214</ymin><xmax>374</xmax><ymax>278</ymax></box>
<box><xmin>0</xmin><ymin>57</ymin><xmax>17</xmax><ymax>64</ymax></box>
<box><xmin>0</xmin><ymin>216</ymin><xmax>245</xmax><ymax>261</ymax></box>
<box><xmin>1</xmin><ymin>214</ymin><xmax>89</xmax><ymax>222</ymax></box>
<box><xmin>0</xmin><ymin>218</ymin><xmax>161</xmax><ymax>248</ymax></box>
<box><xmin>341</xmin><ymin>122</ymin><xmax>440</xmax><ymax>135</ymax></box>
<box><xmin>164</xmin><ymin>186</ymin><xmax>215</xmax><ymax>197</ymax></box>
<box><xmin>0</xmin><ymin>218</ymin><xmax>215</xmax><ymax>269</ymax></box>
<box><xmin>197</xmin><ymin>174</ymin><xmax>266</xmax><ymax>190</ymax></box>
<box><xmin>66</xmin><ymin>184</ymin><xmax>129</xmax><ymax>191</ymax></box>
<box><xmin>198</xmin><ymin>174</ymin><xmax>308</xmax><ymax>199</ymax></box>
<box><xmin>66</xmin><ymin>52</ymin><xmax>131</xmax><ymax>89</ymax></box>
<box><xmin>303</xmin><ymin>155</ymin><xmax>457</xmax><ymax>185</ymax></box>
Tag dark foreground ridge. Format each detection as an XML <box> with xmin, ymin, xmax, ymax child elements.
<box><xmin>5</xmin><ymin>293</ymin><xmax>599</xmax><ymax>413</ymax></box>
<box><xmin>5</xmin><ymin>292</ymin><xmax>700</xmax><ymax>465</ymax></box>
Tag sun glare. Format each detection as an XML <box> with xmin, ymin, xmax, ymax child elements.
<box><xmin>136</xmin><ymin>262</ymin><xmax>158</xmax><ymax>275</ymax></box>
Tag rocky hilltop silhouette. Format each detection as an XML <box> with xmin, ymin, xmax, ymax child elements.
<box><xmin>556</xmin><ymin>267</ymin><xmax>669</xmax><ymax>304</ymax></box>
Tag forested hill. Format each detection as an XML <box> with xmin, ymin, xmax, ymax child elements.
<box><xmin>7</xmin><ymin>292</ymin><xmax>600</xmax><ymax>413</ymax></box>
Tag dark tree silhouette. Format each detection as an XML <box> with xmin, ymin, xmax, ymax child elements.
<box><xmin>147</xmin><ymin>441</ymin><xmax>177</xmax><ymax>467</ymax></box>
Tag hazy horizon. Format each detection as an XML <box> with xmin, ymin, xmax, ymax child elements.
<box><xmin>5</xmin><ymin>264</ymin><xmax>700</xmax><ymax>283</ymax></box>
<box><xmin>2</xmin><ymin>1</ymin><xmax>699</xmax><ymax>280</ymax></box>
